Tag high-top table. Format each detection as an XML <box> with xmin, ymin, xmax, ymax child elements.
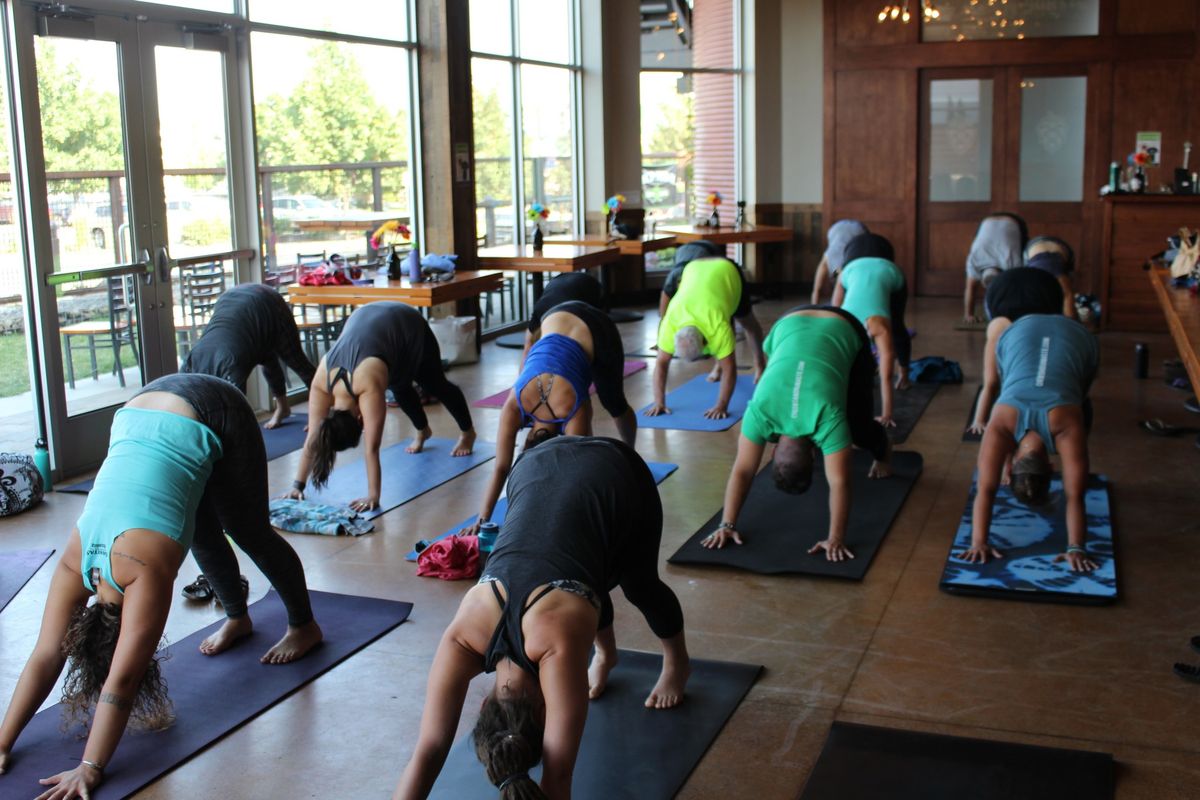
<box><xmin>543</xmin><ymin>234</ymin><xmax>678</xmax><ymax>322</ymax></box>
<box><xmin>656</xmin><ymin>223</ymin><xmax>793</xmax><ymax>245</ymax></box>
<box><xmin>1147</xmin><ymin>265</ymin><xmax>1200</xmax><ymax>399</ymax></box>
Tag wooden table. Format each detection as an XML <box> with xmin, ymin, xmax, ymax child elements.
<box><xmin>656</xmin><ymin>223</ymin><xmax>793</xmax><ymax>245</ymax></box>
<box><xmin>1147</xmin><ymin>265</ymin><xmax>1200</xmax><ymax>393</ymax></box>
<box><xmin>545</xmin><ymin>234</ymin><xmax>678</xmax><ymax>255</ymax></box>
<box><xmin>477</xmin><ymin>244</ymin><xmax>621</xmax><ymax>301</ymax></box>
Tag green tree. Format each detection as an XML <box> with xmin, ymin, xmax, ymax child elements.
<box><xmin>34</xmin><ymin>41</ymin><xmax>123</xmax><ymax>173</ymax></box>
<box><xmin>472</xmin><ymin>85</ymin><xmax>511</xmax><ymax>204</ymax></box>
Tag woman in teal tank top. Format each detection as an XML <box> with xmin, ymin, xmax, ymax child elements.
<box><xmin>0</xmin><ymin>374</ymin><xmax>322</xmax><ymax>799</ymax></box>
<box><xmin>960</xmin><ymin>315</ymin><xmax>1100</xmax><ymax>575</ymax></box>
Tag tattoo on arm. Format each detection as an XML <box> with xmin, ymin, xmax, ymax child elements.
<box><xmin>100</xmin><ymin>692</ymin><xmax>132</xmax><ymax>710</ymax></box>
<box><xmin>111</xmin><ymin>551</ymin><xmax>147</xmax><ymax>567</ymax></box>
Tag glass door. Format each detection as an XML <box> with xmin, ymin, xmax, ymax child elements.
<box><xmin>11</xmin><ymin>5</ymin><xmax>250</xmax><ymax>475</ymax></box>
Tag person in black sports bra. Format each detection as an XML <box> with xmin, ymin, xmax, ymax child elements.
<box><xmin>284</xmin><ymin>302</ymin><xmax>476</xmax><ymax>512</ymax></box>
<box><xmin>394</xmin><ymin>436</ymin><xmax>690</xmax><ymax>800</ymax></box>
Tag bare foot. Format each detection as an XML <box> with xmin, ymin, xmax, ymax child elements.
<box><xmin>868</xmin><ymin>460</ymin><xmax>892</xmax><ymax>479</ymax></box>
<box><xmin>200</xmin><ymin>616</ymin><xmax>253</xmax><ymax>656</ymax></box>
<box><xmin>406</xmin><ymin>426</ymin><xmax>432</xmax><ymax>454</ymax></box>
<box><xmin>261</xmin><ymin>620</ymin><xmax>323</xmax><ymax>664</ymax></box>
<box><xmin>451</xmin><ymin>429</ymin><xmax>476</xmax><ymax>457</ymax></box>
<box><xmin>588</xmin><ymin>650</ymin><xmax>618</xmax><ymax>699</ymax></box>
<box><xmin>706</xmin><ymin>364</ymin><xmax>721</xmax><ymax>382</ymax></box>
<box><xmin>645</xmin><ymin>659</ymin><xmax>690</xmax><ymax>709</ymax></box>
<box><xmin>264</xmin><ymin>397</ymin><xmax>292</xmax><ymax>429</ymax></box>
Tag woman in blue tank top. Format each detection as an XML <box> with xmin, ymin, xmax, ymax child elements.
<box><xmin>0</xmin><ymin>375</ymin><xmax>321</xmax><ymax>799</ymax></box>
<box><xmin>960</xmin><ymin>314</ymin><xmax>1100</xmax><ymax>573</ymax></box>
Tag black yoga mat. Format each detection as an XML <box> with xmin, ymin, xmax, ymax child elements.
<box><xmin>261</xmin><ymin>416</ymin><xmax>309</xmax><ymax>461</ymax></box>
<box><xmin>874</xmin><ymin>381</ymin><xmax>940</xmax><ymax>444</ymax></box>
<box><xmin>963</xmin><ymin>385</ymin><xmax>983</xmax><ymax>442</ymax></box>
<box><xmin>799</xmin><ymin>722</ymin><xmax>1114</xmax><ymax>800</ymax></box>
<box><xmin>428</xmin><ymin>650</ymin><xmax>762</xmax><ymax>799</ymax></box>
<box><xmin>58</xmin><ymin>478</ymin><xmax>94</xmax><ymax>494</ymax></box>
<box><xmin>668</xmin><ymin>450</ymin><xmax>923</xmax><ymax>579</ymax></box>
<box><xmin>0</xmin><ymin>548</ymin><xmax>54</xmax><ymax>612</ymax></box>
<box><xmin>1</xmin><ymin>590</ymin><xmax>412</xmax><ymax>799</ymax></box>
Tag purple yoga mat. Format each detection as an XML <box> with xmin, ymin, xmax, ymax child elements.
<box><xmin>473</xmin><ymin>360</ymin><xmax>647</xmax><ymax>408</ymax></box>
<box><xmin>0</xmin><ymin>548</ymin><xmax>54</xmax><ymax>613</ymax></box>
<box><xmin>0</xmin><ymin>590</ymin><xmax>412</xmax><ymax>799</ymax></box>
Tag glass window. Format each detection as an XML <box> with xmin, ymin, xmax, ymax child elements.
<box><xmin>469</xmin><ymin>0</ymin><xmax>512</xmax><ymax>56</ymax></box>
<box><xmin>1019</xmin><ymin>76</ymin><xmax>1086</xmax><ymax>202</ymax></box>
<box><xmin>251</xmin><ymin>33</ymin><xmax>414</xmax><ymax>268</ymax></box>
<box><xmin>473</xmin><ymin>58</ymin><xmax>515</xmax><ymax>246</ymax></box>
<box><xmin>138</xmin><ymin>0</ymin><xmax>234</xmax><ymax>12</ymax></box>
<box><xmin>518</xmin><ymin>0</ymin><xmax>572</xmax><ymax>64</ymax></box>
<box><xmin>641</xmin><ymin>72</ymin><xmax>694</xmax><ymax>226</ymax></box>
<box><xmin>923</xmin><ymin>0</ymin><xmax>1099</xmax><ymax>42</ymax></box>
<box><xmin>249</xmin><ymin>0</ymin><xmax>410</xmax><ymax>42</ymax></box>
<box><xmin>521</xmin><ymin>64</ymin><xmax>574</xmax><ymax>232</ymax></box>
<box><xmin>928</xmin><ymin>79</ymin><xmax>993</xmax><ymax>202</ymax></box>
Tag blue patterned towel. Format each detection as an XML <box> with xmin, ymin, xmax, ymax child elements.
<box><xmin>269</xmin><ymin>499</ymin><xmax>375</xmax><ymax>537</ymax></box>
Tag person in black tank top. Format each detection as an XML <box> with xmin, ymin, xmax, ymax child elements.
<box><xmin>394</xmin><ymin>437</ymin><xmax>690</xmax><ymax>799</ymax></box>
<box><xmin>285</xmin><ymin>302</ymin><xmax>476</xmax><ymax>512</ymax></box>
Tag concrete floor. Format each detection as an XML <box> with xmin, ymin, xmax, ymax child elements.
<box><xmin>1</xmin><ymin>295</ymin><xmax>1199</xmax><ymax>798</ymax></box>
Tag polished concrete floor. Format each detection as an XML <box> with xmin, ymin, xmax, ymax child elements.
<box><xmin>1</xmin><ymin>296</ymin><xmax>1199</xmax><ymax>798</ymax></box>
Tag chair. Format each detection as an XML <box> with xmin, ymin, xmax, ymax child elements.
<box><xmin>176</xmin><ymin>260</ymin><xmax>227</xmax><ymax>357</ymax></box>
<box><xmin>291</xmin><ymin>250</ymin><xmax>345</xmax><ymax>361</ymax></box>
<box><xmin>60</xmin><ymin>275</ymin><xmax>141</xmax><ymax>389</ymax></box>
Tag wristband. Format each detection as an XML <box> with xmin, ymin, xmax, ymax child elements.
<box><xmin>81</xmin><ymin>759</ymin><xmax>104</xmax><ymax>773</ymax></box>
<box><xmin>292</xmin><ymin>479</ymin><xmax>306</xmax><ymax>492</ymax></box>
<box><xmin>1066</xmin><ymin>545</ymin><xmax>1086</xmax><ymax>554</ymax></box>
<box><xmin>717</xmin><ymin>521</ymin><xmax>736</xmax><ymax>531</ymax></box>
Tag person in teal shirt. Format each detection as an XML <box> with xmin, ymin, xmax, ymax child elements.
<box><xmin>833</xmin><ymin>233</ymin><xmax>912</xmax><ymax>429</ymax></box>
<box><xmin>705</xmin><ymin>307</ymin><xmax>892</xmax><ymax>561</ymax></box>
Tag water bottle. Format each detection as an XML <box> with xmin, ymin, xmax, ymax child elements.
<box><xmin>33</xmin><ymin>437</ymin><xmax>51</xmax><ymax>491</ymax></box>
<box><xmin>1134</xmin><ymin>343</ymin><xmax>1148</xmax><ymax>379</ymax></box>
<box><xmin>1108</xmin><ymin>161</ymin><xmax>1120</xmax><ymax>192</ymax></box>
<box><xmin>477</xmin><ymin>521</ymin><xmax>499</xmax><ymax>569</ymax></box>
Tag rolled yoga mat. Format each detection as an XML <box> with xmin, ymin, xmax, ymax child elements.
<box><xmin>406</xmin><ymin>461</ymin><xmax>679</xmax><ymax>561</ymax></box>
<box><xmin>0</xmin><ymin>548</ymin><xmax>54</xmax><ymax>613</ymax></box>
<box><xmin>799</xmin><ymin>721</ymin><xmax>1114</xmax><ymax>800</ymax></box>
<box><xmin>428</xmin><ymin>650</ymin><xmax>762</xmax><ymax>800</ymax></box>
<box><xmin>669</xmin><ymin>450</ymin><xmax>923</xmax><ymax>579</ymax></box>
<box><xmin>636</xmin><ymin>373</ymin><xmax>756</xmax><ymax>432</ymax></box>
<box><xmin>0</xmin><ymin>589</ymin><xmax>413</xmax><ymax>799</ymax></box>
<box><xmin>305</xmin><ymin>438</ymin><xmax>496</xmax><ymax>520</ymax></box>
<box><xmin>963</xmin><ymin>385</ymin><xmax>984</xmax><ymax>442</ymax></box>
<box><xmin>940</xmin><ymin>473</ymin><xmax>1116</xmax><ymax>605</ymax></box>
<box><xmin>472</xmin><ymin>360</ymin><xmax>647</xmax><ymax>409</ymax></box>
<box><xmin>873</xmin><ymin>381</ymin><xmax>940</xmax><ymax>445</ymax></box>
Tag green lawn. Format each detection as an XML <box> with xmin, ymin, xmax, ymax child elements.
<box><xmin>0</xmin><ymin>326</ymin><xmax>139</xmax><ymax>399</ymax></box>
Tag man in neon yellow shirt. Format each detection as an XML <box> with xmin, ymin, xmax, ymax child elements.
<box><xmin>647</xmin><ymin>245</ymin><xmax>766</xmax><ymax>420</ymax></box>
<box><xmin>704</xmin><ymin>307</ymin><xmax>892</xmax><ymax>559</ymax></box>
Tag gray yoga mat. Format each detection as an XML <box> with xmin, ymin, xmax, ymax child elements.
<box><xmin>0</xmin><ymin>548</ymin><xmax>54</xmax><ymax>612</ymax></box>
<box><xmin>1</xmin><ymin>589</ymin><xmax>412</xmax><ymax>799</ymax></box>
<box><xmin>799</xmin><ymin>722</ymin><xmax>1114</xmax><ymax>800</ymax></box>
<box><xmin>428</xmin><ymin>650</ymin><xmax>762</xmax><ymax>799</ymax></box>
<box><xmin>668</xmin><ymin>450</ymin><xmax>923</xmax><ymax>579</ymax></box>
<box><xmin>873</xmin><ymin>381</ymin><xmax>940</xmax><ymax>445</ymax></box>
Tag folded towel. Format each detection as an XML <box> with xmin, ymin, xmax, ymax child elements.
<box><xmin>268</xmin><ymin>498</ymin><xmax>375</xmax><ymax>536</ymax></box>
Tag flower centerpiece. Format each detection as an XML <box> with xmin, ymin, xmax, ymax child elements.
<box><xmin>370</xmin><ymin>220</ymin><xmax>412</xmax><ymax>279</ymax></box>
<box><xmin>706</xmin><ymin>191</ymin><xmax>722</xmax><ymax>227</ymax></box>
<box><xmin>527</xmin><ymin>202</ymin><xmax>550</xmax><ymax>250</ymax></box>
<box><xmin>604</xmin><ymin>194</ymin><xmax>626</xmax><ymax>239</ymax></box>
<box><xmin>1127</xmin><ymin>151</ymin><xmax>1151</xmax><ymax>194</ymax></box>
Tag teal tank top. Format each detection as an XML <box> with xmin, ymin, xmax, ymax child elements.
<box><xmin>839</xmin><ymin>257</ymin><xmax>904</xmax><ymax>324</ymax></box>
<box><xmin>995</xmin><ymin>315</ymin><xmax>1098</xmax><ymax>455</ymax></box>
<box><xmin>77</xmin><ymin>408</ymin><xmax>223</xmax><ymax>594</ymax></box>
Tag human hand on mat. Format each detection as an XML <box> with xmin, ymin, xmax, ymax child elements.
<box><xmin>349</xmin><ymin>495</ymin><xmax>380</xmax><ymax>512</ymax></box>
<box><xmin>957</xmin><ymin>543</ymin><xmax>1003</xmax><ymax>564</ymax></box>
<box><xmin>966</xmin><ymin>420</ymin><xmax>986</xmax><ymax>436</ymax></box>
<box><xmin>702</xmin><ymin>524</ymin><xmax>743</xmax><ymax>549</ymax></box>
<box><xmin>1054</xmin><ymin>551</ymin><xmax>1099</xmax><ymax>573</ymax></box>
<box><xmin>644</xmin><ymin>403</ymin><xmax>671</xmax><ymax>417</ymax></box>
<box><xmin>0</xmin><ymin>748</ymin><xmax>10</xmax><ymax>773</ymax></box>
<box><xmin>703</xmin><ymin>404</ymin><xmax>729</xmax><ymax>420</ymax></box>
<box><xmin>36</xmin><ymin>762</ymin><xmax>101</xmax><ymax>799</ymax></box>
<box><xmin>283</xmin><ymin>487</ymin><xmax>304</xmax><ymax>501</ymax></box>
<box><xmin>875</xmin><ymin>414</ymin><xmax>896</xmax><ymax>429</ymax></box>
<box><xmin>808</xmin><ymin>539</ymin><xmax>855</xmax><ymax>561</ymax></box>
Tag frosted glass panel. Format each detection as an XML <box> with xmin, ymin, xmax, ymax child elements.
<box><xmin>1019</xmin><ymin>76</ymin><xmax>1086</xmax><ymax>202</ymax></box>
<box><xmin>929</xmin><ymin>79</ymin><xmax>992</xmax><ymax>202</ymax></box>
<box><xmin>924</xmin><ymin>0</ymin><xmax>1099</xmax><ymax>42</ymax></box>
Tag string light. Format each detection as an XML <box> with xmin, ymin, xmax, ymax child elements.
<box><xmin>878</xmin><ymin>1</ymin><xmax>940</xmax><ymax>24</ymax></box>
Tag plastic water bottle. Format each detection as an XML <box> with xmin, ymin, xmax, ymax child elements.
<box><xmin>1108</xmin><ymin>161</ymin><xmax>1120</xmax><ymax>192</ymax></box>
<box><xmin>33</xmin><ymin>437</ymin><xmax>51</xmax><ymax>491</ymax></box>
<box><xmin>477</xmin><ymin>521</ymin><xmax>499</xmax><ymax>569</ymax></box>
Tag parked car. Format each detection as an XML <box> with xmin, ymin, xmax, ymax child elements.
<box><xmin>272</xmin><ymin>194</ymin><xmax>337</xmax><ymax>221</ymax></box>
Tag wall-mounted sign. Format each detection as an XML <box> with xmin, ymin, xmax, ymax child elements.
<box><xmin>1136</xmin><ymin>131</ymin><xmax>1162</xmax><ymax>165</ymax></box>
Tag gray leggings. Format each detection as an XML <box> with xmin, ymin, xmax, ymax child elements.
<box><xmin>138</xmin><ymin>373</ymin><xmax>314</xmax><ymax>625</ymax></box>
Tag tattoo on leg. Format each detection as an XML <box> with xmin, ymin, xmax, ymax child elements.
<box><xmin>99</xmin><ymin>692</ymin><xmax>132</xmax><ymax>710</ymax></box>
<box><xmin>112</xmin><ymin>551</ymin><xmax>148</xmax><ymax>567</ymax></box>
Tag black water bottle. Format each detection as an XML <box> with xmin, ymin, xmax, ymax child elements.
<box><xmin>1134</xmin><ymin>342</ymin><xmax>1148</xmax><ymax>379</ymax></box>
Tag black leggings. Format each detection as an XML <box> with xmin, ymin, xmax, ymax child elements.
<box><xmin>790</xmin><ymin>305</ymin><xmax>890</xmax><ymax>462</ymax></box>
<box><xmin>889</xmin><ymin>282</ymin><xmax>912</xmax><ymax>370</ymax></box>
<box><xmin>138</xmin><ymin>373</ymin><xmax>314</xmax><ymax>625</ymax></box>
<box><xmin>389</xmin><ymin>326</ymin><xmax>474</xmax><ymax>433</ymax></box>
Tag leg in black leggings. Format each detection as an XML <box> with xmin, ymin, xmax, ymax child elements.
<box><xmin>401</xmin><ymin>328</ymin><xmax>474</xmax><ymax>433</ymax></box>
<box><xmin>889</xmin><ymin>281</ymin><xmax>912</xmax><ymax>370</ymax></box>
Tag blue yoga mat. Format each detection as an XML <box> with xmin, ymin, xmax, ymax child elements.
<box><xmin>940</xmin><ymin>474</ymin><xmax>1116</xmax><ymax>604</ymax></box>
<box><xmin>636</xmin><ymin>374</ymin><xmax>755</xmax><ymax>432</ymax></box>
<box><xmin>406</xmin><ymin>461</ymin><xmax>679</xmax><ymax>561</ymax></box>
<box><xmin>261</xmin><ymin>416</ymin><xmax>309</xmax><ymax>461</ymax></box>
<box><xmin>0</xmin><ymin>548</ymin><xmax>54</xmax><ymax>613</ymax></box>
<box><xmin>58</xmin><ymin>478</ymin><xmax>93</xmax><ymax>494</ymax></box>
<box><xmin>428</xmin><ymin>650</ymin><xmax>762</xmax><ymax>799</ymax></box>
<box><xmin>305</xmin><ymin>438</ymin><xmax>495</xmax><ymax>520</ymax></box>
<box><xmin>0</xmin><ymin>589</ymin><xmax>412</xmax><ymax>799</ymax></box>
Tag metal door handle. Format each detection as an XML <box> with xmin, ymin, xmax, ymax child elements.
<box><xmin>156</xmin><ymin>246</ymin><xmax>176</xmax><ymax>282</ymax></box>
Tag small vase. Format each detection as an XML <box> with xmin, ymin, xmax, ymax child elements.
<box><xmin>708</xmin><ymin>208</ymin><xmax>720</xmax><ymax>228</ymax></box>
<box><xmin>734</xmin><ymin>201</ymin><xmax>746</xmax><ymax>228</ymax></box>
<box><xmin>405</xmin><ymin>248</ymin><xmax>422</xmax><ymax>281</ymax></box>
<box><xmin>532</xmin><ymin>224</ymin><xmax>544</xmax><ymax>251</ymax></box>
<box><xmin>386</xmin><ymin>247</ymin><xmax>402</xmax><ymax>280</ymax></box>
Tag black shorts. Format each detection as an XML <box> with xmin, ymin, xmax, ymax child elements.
<box><xmin>528</xmin><ymin>273</ymin><xmax>604</xmax><ymax>332</ymax></box>
<box><xmin>984</xmin><ymin>267</ymin><xmax>1063</xmax><ymax>322</ymax></box>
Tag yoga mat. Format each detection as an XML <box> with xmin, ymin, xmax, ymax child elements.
<box><xmin>58</xmin><ymin>478</ymin><xmax>94</xmax><ymax>494</ymax></box>
<box><xmin>472</xmin><ymin>360</ymin><xmax>647</xmax><ymax>409</ymax></box>
<box><xmin>954</xmin><ymin>319</ymin><xmax>988</xmax><ymax>332</ymax></box>
<box><xmin>873</xmin><ymin>381</ymin><xmax>940</xmax><ymax>445</ymax></box>
<box><xmin>428</xmin><ymin>650</ymin><xmax>762</xmax><ymax>800</ymax></box>
<box><xmin>636</xmin><ymin>374</ymin><xmax>756</xmax><ymax>432</ymax></box>
<box><xmin>668</xmin><ymin>450</ymin><xmax>923</xmax><ymax>579</ymax></box>
<box><xmin>940</xmin><ymin>473</ymin><xmax>1116</xmax><ymax>605</ymax></box>
<box><xmin>261</xmin><ymin>416</ymin><xmax>309</xmax><ymax>461</ymax></box>
<box><xmin>305</xmin><ymin>438</ymin><xmax>496</xmax><ymax>520</ymax></box>
<box><xmin>799</xmin><ymin>722</ymin><xmax>1114</xmax><ymax>800</ymax></box>
<box><xmin>963</xmin><ymin>385</ymin><xmax>983</xmax><ymax>442</ymax></box>
<box><xmin>0</xmin><ymin>548</ymin><xmax>54</xmax><ymax>612</ymax></box>
<box><xmin>406</xmin><ymin>461</ymin><xmax>679</xmax><ymax>561</ymax></box>
<box><xmin>1</xmin><ymin>590</ymin><xmax>412</xmax><ymax>799</ymax></box>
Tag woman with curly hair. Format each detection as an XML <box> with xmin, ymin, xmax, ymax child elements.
<box><xmin>0</xmin><ymin>373</ymin><xmax>321</xmax><ymax>800</ymax></box>
<box><xmin>394</xmin><ymin>436</ymin><xmax>690</xmax><ymax>800</ymax></box>
<box><xmin>285</xmin><ymin>302</ymin><xmax>477</xmax><ymax>512</ymax></box>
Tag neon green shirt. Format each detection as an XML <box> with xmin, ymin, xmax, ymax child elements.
<box><xmin>657</xmin><ymin>258</ymin><xmax>742</xmax><ymax>359</ymax></box>
<box><xmin>839</xmin><ymin>257</ymin><xmax>904</xmax><ymax>324</ymax></box>
<box><xmin>741</xmin><ymin>314</ymin><xmax>861</xmax><ymax>453</ymax></box>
